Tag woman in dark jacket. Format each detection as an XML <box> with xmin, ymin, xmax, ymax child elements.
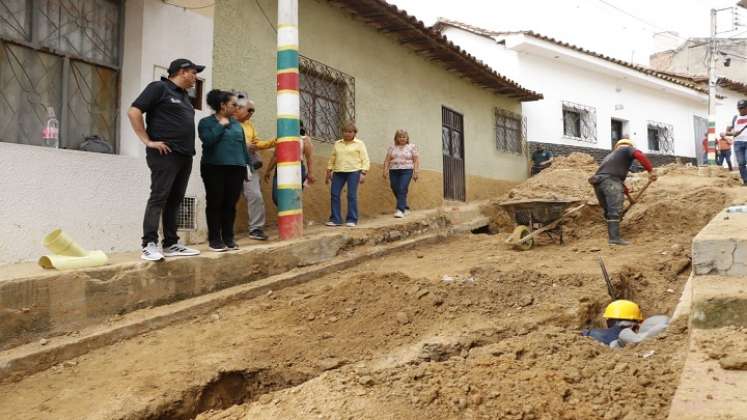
<box><xmin>198</xmin><ymin>90</ymin><xmax>250</xmax><ymax>251</ymax></box>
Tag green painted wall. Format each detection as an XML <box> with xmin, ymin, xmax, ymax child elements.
<box><xmin>213</xmin><ymin>0</ymin><xmax>528</xmax><ymax>183</ymax></box>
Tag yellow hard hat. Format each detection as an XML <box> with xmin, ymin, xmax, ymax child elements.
<box><xmin>603</xmin><ymin>300</ymin><xmax>643</xmax><ymax>321</ymax></box>
<box><xmin>615</xmin><ymin>139</ymin><xmax>635</xmax><ymax>149</ymax></box>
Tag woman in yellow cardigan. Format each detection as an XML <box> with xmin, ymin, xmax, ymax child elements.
<box><xmin>325</xmin><ymin>122</ymin><xmax>370</xmax><ymax>227</ymax></box>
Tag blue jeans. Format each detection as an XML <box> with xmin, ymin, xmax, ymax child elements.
<box><xmin>389</xmin><ymin>169</ymin><xmax>413</xmax><ymax>212</ymax></box>
<box><xmin>718</xmin><ymin>149</ymin><xmax>733</xmax><ymax>171</ymax></box>
<box><xmin>329</xmin><ymin>171</ymin><xmax>361</xmax><ymax>224</ymax></box>
<box><xmin>735</xmin><ymin>142</ymin><xmax>747</xmax><ymax>183</ymax></box>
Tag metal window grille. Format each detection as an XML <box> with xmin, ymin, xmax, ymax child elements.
<box><xmin>442</xmin><ymin>106</ymin><xmax>465</xmax><ymax>201</ymax></box>
<box><xmin>0</xmin><ymin>0</ymin><xmax>121</xmax><ymax>152</ymax></box>
<box><xmin>299</xmin><ymin>55</ymin><xmax>355</xmax><ymax>143</ymax></box>
<box><xmin>647</xmin><ymin>121</ymin><xmax>675</xmax><ymax>155</ymax></box>
<box><xmin>562</xmin><ymin>101</ymin><xmax>597</xmax><ymax>143</ymax></box>
<box><xmin>495</xmin><ymin>108</ymin><xmax>526</xmax><ymax>155</ymax></box>
<box><xmin>177</xmin><ymin>196</ymin><xmax>197</xmax><ymax>231</ymax></box>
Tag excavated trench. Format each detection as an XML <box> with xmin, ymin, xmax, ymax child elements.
<box><xmin>137</xmin><ymin>268</ymin><xmax>640</xmax><ymax>420</ymax></box>
<box><xmin>130</xmin><ymin>368</ymin><xmax>313</xmax><ymax>420</ymax></box>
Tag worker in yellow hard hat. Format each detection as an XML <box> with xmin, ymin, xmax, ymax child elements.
<box><xmin>582</xmin><ymin>300</ymin><xmax>642</xmax><ymax>346</ymax></box>
<box><xmin>588</xmin><ymin>139</ymin><xmax>657</xmax><ymax>245</ymax></box>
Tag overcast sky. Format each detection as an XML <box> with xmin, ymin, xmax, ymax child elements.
<box><xmin>387</xmin><ymin>0</ymin><xmax>747</xmax><ymax>64</ymax></box>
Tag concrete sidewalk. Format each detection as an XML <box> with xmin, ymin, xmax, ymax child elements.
<box><xmin>0</xmin><ymin>203</ymin><xmax>492</xmax><ymax>379</ymax></box>
<box><xmin>668</xmin><ymin>207</ymin><xmax>747</xmax><ymax>420</ymax></box>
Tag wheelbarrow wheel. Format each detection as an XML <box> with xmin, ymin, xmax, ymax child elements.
<box><xmin>511</xmin><ymin>225</ymin><xmax>534</xmax><ymax>251</ymax></box>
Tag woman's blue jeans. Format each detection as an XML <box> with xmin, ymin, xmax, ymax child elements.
<box><xmin>329</xmin><ymin>171</ymin><xmax>361</xmax><ymax>224</ymax></box>
<box><xmin>389</xmin><ymin>169</ymin><xmax>413</xmax><ymax>212</ymax></box>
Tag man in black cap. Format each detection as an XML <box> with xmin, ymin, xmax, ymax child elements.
<box><xmin>128</xmin><ymin>58</ymin><xmax>205</xmax><ymax>261</ymax></box>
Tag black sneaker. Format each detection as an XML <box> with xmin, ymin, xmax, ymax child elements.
<box><xmin>209</xmin><ymin>241</ymin><xmax>228</xmax><ymax>252</ymax></box>
<box><xmin>225</xmin><ymin>241</ymin><xmax>239</xmax><ymax>250</ymax></box>
<box><xmin>249</xmin><ymin>229</ymin><xmax>268</xmax><ymax>241</ymax></box>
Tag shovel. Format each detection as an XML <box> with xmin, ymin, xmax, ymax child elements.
<box><xmin>621</xmin><ymin>178</ymin><xmax>653</xmax><ymax>219</ymax></box>
<box><xmin>598</xmin><ymin>256</ymin><xmax>618</xmax><ymax>299</ymax></box>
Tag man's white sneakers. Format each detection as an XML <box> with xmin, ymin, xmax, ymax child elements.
<box><xmin>141</xmin><ymin>242</ymin><xmax>164</xmax><ymax>261</ymax></box>
<box><xmin>163</xmin><ymin>244</ymin><xmax>200</xmax><ymax>257</ymax></box>
<box><xmin>394</xmin><ymin>210</ymin><xmax>405</xmax><ymax>218</ymax></box>
<box><xmin>143</xmin><ymin>243</ymin><xmax>201</xmax><ymax>261</ymax></box>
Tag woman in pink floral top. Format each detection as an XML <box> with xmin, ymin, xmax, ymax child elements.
<box><xmin>383</xmin><ymin>129</ymin><xmax>419</xmax><ymax>218</ymax></box>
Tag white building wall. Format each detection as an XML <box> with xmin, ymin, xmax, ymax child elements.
<box><xmin>0</xmin><ymin>0</ymin><xmax>213</xmax><ymax>264</ymax></box>
<box><xmin>442</xmin><ymin>27</ymin><xmax>707</xmax><ymax>158</ymax></box>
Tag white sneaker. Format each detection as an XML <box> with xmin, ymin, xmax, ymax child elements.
<box><xmin>163</xmin><ymin>244</ymin><xmax>200</xmax><ymax>257</ymax></box>
<box><xmin>141</xmin><ymin>242</ymin><xmax>164</xmax><ymax>261</ymax></box>
<box><xmin>325</xmin><ymin>221</ymin><xmax>341</xmax><ymax>227</ymax></box>
<box><xmin>345</xmin><ymin>222</ymin><xmax>357</xmax><ymax>227</ymax></box>
<box><xmin>404</xmin><ymin>209</ymin><xmax>410</xmax><ymax>216</ymax></box>
<box><xmin>394</xmin><ymin>210</ymin><xmax>404</xmax><ymax>218</ymax></box>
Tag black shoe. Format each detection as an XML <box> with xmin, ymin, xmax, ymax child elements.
<box><xmin>224</xmin><ymin>241</ymin><xmax>239</xmax><ymax>250</ymax></box>
<box><xmin>208</xmin><ymin>241</ymin><xmax>228</xmax><ymax>252</ymax></box>
<box><xmin>249</xmin><ymin>229</ymin><xmax>268</xmax><ymax>241</ymax></box>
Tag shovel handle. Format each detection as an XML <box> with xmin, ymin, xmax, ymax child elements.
<box><xmin>621</xmin><ymin>178</ymin><xmax>653</xmax><ymax>218</ymax></box>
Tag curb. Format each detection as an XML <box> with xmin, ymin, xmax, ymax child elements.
<box><xmin>0</xmin><ymin>220</ymin><xmax>486</xmax><ymax>384</ymax></box>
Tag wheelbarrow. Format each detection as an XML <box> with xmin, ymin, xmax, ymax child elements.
<box><xmin>500</xmin><ymin>198</ymin><xmax>587</xmax><ymax>250</ymax></box>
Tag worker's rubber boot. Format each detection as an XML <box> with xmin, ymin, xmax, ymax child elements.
<box><xmin>607</xmin><ymin>221</ymin><xmax>629</xmax><ymax>246</ymax></box>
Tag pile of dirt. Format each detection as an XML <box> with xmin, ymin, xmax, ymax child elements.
<box><xmin>201</xmin><ymin>321</ymin><xmax>687</xmax><ymax>420</ymax></box>
<box><xmin>624</xmin><ymin>186</ymin><xmax>731</xmax><ymax>237</ymax></box>
<box><xmin>506</xmin><ymin>153</ymin><xmax>598</xmax><ymax>202</ymax></box>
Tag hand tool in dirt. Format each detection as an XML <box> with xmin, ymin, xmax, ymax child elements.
<box><xmin>506</xmin><ymin>202</ymin><xmax>587</xmax><ymax>250</ymax></box>
<box><xmin>598</xmin><ymin>256</ymin><xmax>618</xmax><ymax>299</ymax></box>
<box><xmin>621</xmin><ymin>178</ymin><xmax>654</xmax><ymax>219</ymax></box>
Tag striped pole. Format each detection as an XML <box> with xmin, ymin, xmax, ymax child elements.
<box><xmin>276</xmin><ymin>0</ymin><xmax>303</xmax><ymax>239</ymax></box>
<box><xmin>707</xmin><ymin>116</ymin><xmax>717</xmax><ymax>166</ymax></box>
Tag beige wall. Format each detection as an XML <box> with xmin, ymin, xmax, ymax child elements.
<box><xmin>215</xmin><ymin>0</ymin><xmax>527</xmax><ymax>224</ymax></box>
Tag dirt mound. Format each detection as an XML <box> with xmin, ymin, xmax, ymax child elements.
<box><xmin>551</xmin><ymin>152</ymin><xmax>598</xmax><ymax>170</ymax></box>
<box><xmin>625</xmin><ymin>186</ymin><xmax>731</xmax><ymax>238</ymax></box>
<box><xmin>215</xmin><ymin>323</ymin><xmax>687</xmax><ymax>420</ymax></box>
<box><xmin>506</xmin><ymin>153</ymin><xmax>598</xmax><ymax>202</ymax></box>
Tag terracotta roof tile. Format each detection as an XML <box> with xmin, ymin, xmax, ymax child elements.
<box><xmin>326</xmin><ymin>1</ymin><xmax>542</xmax><ymax>101</ymax></box>
<box><xmin>433</xmin><ymin>19</ymin><xmax>709</xmax><ymax>95</ymax></box>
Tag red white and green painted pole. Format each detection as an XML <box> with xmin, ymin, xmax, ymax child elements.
<box><xmin>276</xmin><ymin>0</ymin><xmax>303</xmax><ymax>239</ymax></box>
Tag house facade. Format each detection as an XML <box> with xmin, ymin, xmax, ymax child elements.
<box><xmin>0</xmin><ymin>0</ymin><xmax>541</xmax><ymax>264</ymax></box>
<box><xmin>435</xmin><ymin>20</ymin><xmax>710</xmax><ymax>164</ymax></box>
<box><xmin>212</xmin><ymin>0</ymin><xmax>541</xmax><ymax>227</ymax></box>
<box><xmin>0</xmin><ymin>0</ymin><xmax>214</xmax><ymax>264</ymax></box>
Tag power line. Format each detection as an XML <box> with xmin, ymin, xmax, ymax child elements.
<box><xmin>595</xmin><ymin>0</ymin><xmax>687</xmax><ymax>42</ymax></box>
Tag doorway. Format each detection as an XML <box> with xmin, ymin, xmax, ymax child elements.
<box><xmin>442</xmin><ymin>106</ymin><xmax>466</xmax><ymax>201</ymax></box>
<box><xmin>611</xmin><ymin>119</ymin><xmax>624</xmax><ymax>148</ymax></box>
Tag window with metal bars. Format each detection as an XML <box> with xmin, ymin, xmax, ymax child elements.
<box><xmin>647</xmin><ymin>121</ymin><xmax>675</xmax><ymax>154</ymax></box>
<box><xmin>562</xmin><ymin>101</ymin><xmax>597</xmax><ymax>143</ymax></box>
<box><xmin>299</xmin><ymin>55</ymin><xmax>355</xmax><ymax>143</ymax></box>
<box><xmin>495</xmin><ymin>108</ymin><xmax>525</xmax><ymax>155</ymax></box>
<box><xmin>0</xmin><ymin>0</ymin><xmax>121</xmax><ymax>152</ymax></box>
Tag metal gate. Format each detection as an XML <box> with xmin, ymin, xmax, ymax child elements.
<box><xmin>442</xmin><ymin>106</ymin><xmax>465</xmax><ymax>201</ymax></box>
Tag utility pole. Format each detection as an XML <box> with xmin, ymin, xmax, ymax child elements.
<box><xmin>706</xmin><ymin>6</ymin><xmax>740</xmax><ymax>167</ymax></box>
<box><xmin>276</xmin><ymin>0</ymin><xmax>303</xmax><ymax>239</ymax></box>
<box><xmin>706</xmin><ymin>8</ymin><xmax>718</xmax><ymax>167</ymax></box>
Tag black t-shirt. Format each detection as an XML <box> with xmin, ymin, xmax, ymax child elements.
<box><xmin>131</xmin><ymin>78</ymin><xmax>195</xmax><ymax>156</ymax></box>
<box><xmin>595</xmin><ymin>147</ymin><xmax>635</xmax><ymax>180</ymax></box>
